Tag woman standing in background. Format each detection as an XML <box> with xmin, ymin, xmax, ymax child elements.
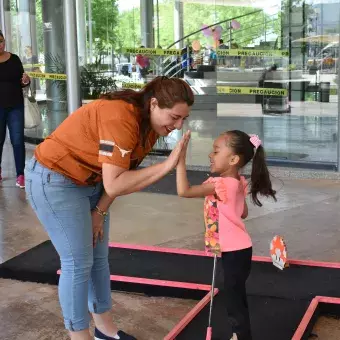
<box><xmin>0</xmin><ymin>30</ymin><xmax>30</xmax><ymax>188</ymax></box>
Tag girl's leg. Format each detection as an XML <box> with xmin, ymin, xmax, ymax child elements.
<box><xmin>222</xmin><ymin>247</ymin><xmax>253</xmax><ymax>340</ymax></box>
<box><xmin>25</xmin><ymin>159</ymin><xmax>94</xmax><ymax>339</ymax></box>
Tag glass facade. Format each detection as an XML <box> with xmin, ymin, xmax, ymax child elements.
<box><xmin>1</xmin><ymin>0</ymin><xmax>340</xmax><ymax>170</ymax></box>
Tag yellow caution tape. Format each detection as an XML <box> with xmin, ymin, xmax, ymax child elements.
<box><xmin>123</xmin><ymin>47</ymin><xmax>181</xmax><ymax>56</ymax></box>
<box><xmin>121</xmin><ymin>82</ymin><xmax>144</xmax><ymax>89</ymax></box>
<box><xmin>23</xmin><ymin>64</ymin><xmax>45</xmax><ymax>68</ymax></box>
<box><xmin>217</xmin><ymin>49</ymin><xmax>289</xmax><ymax>57</ymax></box>
<box><xmin>217</xmin><ymin>86</ymin><xmax>288</xmax><ymax>96</ymax></box>
<box><xmin>27</xmin><ymin>72</ymin><xmax>67</xmax><ymax>80</ymax></box>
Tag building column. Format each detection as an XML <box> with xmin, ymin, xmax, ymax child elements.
<box><xmin>76</xmin><ymin>0</ymin><xmax>87</xmax><ymax>65</ymax></box>
<box><xmin>3</xmin><ymin>0</ymin><xmax>12</xmax><ymax>51</ymax></box>
<box><xmin>18</xmin><ymin>0</ymin><xmax>30</xmax><ymax>53</ymax></box>
<box><xmin>29</xmin><ymin>0</ymin><xmax>38</xmax><ymax>60</ymax></box>
<box><xmin>174</xmin><ymin>0</ymin><xmax>184</xmax><ymax>49</ymax></box>
<box><xmin>17</xmin><ymin>0</ymin><xmax>39</xmax><ymax>92</ymax></box>
<box><xmin>64</xmin><ymin>0</ymin><xmax>81</xmax><ymax>114</ymax></box>
<box><xmin>42</xmin><ymin>0</ymin><xmax>66</xmax><ymax>112</ymax></box>
<box><xmin>140</xmin><ymin>0</ymin><xmax>154</xmax><ymax>48</ymax></box>
<box><xmin>0</xmin><ymin>0</ymin><xmax>5</xmax><ymax>36</ymax></box>
<box><xmin>87</xmin><ymin>0</ymin><xmax>93</xmax><ymax>63</ymax></box>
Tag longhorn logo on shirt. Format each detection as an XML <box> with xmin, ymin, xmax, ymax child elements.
<box><xmin>99</xmin><ymin>140</ymin><xmax>132</xmax><ymax>158</ymax></box>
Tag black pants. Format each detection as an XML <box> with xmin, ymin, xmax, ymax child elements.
<box><xmin>222</xmin><ymin>247</ymin><xmax>252</xmax><ymax>340</ymax></box>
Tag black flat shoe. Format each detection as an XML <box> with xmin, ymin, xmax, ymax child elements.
<box><xmin>94</xmin><ymin>328</ymin><xmax>137</xmax><ymax>340</ymax></box>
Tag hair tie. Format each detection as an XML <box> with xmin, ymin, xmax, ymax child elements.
<box><xmin>249</xmin><ymin>134</ymin><xmax>262</xmax><ymax>151</ymax></box>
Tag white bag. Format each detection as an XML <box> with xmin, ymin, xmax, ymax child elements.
<box><xmin>24</xmin><ymin>90</ymin><xmax>42</xmax><ymax>129</ymax></box>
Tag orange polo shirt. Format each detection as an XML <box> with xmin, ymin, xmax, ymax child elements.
<box><xmin>35</xmin><ymin>99</ymin><xmax>158</xmax><ymax>185</ymax></box>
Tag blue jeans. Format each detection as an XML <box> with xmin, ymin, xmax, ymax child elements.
<box><xmin>25</xmin><ymin>158</ymin><xmax>112</xmax><ymax>331</ymax></box>
<box><xmin>0</xmin><ymin>105</ymin><xmax>25</xmax><ymax>176</ymax></box>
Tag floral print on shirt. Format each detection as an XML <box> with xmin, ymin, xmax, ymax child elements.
<box><xmin>204</xmin><ymin>196</ymin><xmax>221</xmax><ymax>255</ymax></box>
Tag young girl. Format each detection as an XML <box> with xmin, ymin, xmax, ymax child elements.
<box><xmin>176</xmin><ymin>130</ymin><xmax>277</xmax><ymax>340</ymax></box>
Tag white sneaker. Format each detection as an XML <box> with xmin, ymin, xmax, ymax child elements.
<box><xmin>230</xmin><ymin>334</ymin><xmax>238</xmax><ymax>340</ymax></box>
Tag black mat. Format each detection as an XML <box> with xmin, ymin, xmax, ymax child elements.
<box><xmin>1</xmin><ymin>241</ymin><xmax>340</xmax><ymax>339</ymax></box>
<box><xmin>177</xmin><ymin>293</ymin><xmax>310</xmax><ymax>340</ymax></box>
<box><xmin>1</xmin><ymin>241</ymin><xmax>340</xmax><ymax>300</ymax></box>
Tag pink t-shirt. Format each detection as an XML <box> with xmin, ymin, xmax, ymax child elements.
<box><xmin>203</xmin><ymin>176</ymin><xmax>252</xmax><ymax>253</ymax></box>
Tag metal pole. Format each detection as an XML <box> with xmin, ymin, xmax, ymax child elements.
<box><xmin>207</xmin><ymin>255</ymin><xmax>217</xmax><ymax>329</ymax></box>
<box><xmin>76</xmin><ymin>0</ymin><xmax>87</xmax><ymax>66</ymax></box>
<box><xmin>26</xmin><ymin>0</ymin><xmax>38</xmax><ymax>95</ymax></box>
<box><xmin>302</xmin><ymin>0</ymin><xmax>306</xmax><ymax>101</ymax></box>
<box><xmin>88</xmin><ymin>0</ymin><xmax>93</xmax><ymax>63</ymax></box>
<box><xmin>140</xmin><ymin>0</ymin><xmax>154</xmax><ymax>48</ymax></box>
<box><xmin>186</xmin><ymin>44</ymin><xmax>190</xmax><ymax>72</ymax></box>
<box><xmin>288</xmin><ymin>0</ymin><xmax>292</xmax><ymax>102</ymax></box>
<box><xmin>0</xmin><ymin>0</ymin><xmax>5</xmax><ymax>35</ymax></box>
<box><xmin>156</xmin><ymin>0</ymin><xmax>160</xmax><ymax>47</ymax></box>
<box><xmin>229</xmin><ymin>21</ymin><xmax>232</xmax><ymax>48</ymax></box>
<box><xmin>264</xmin><ymin>12</ymin><xmax>266</xmax><ymax>42</ymax></box>
<box><xmin>63</xmin><ymin>0</ymin><xmax>81</xmax><ymax>114</ymax></box>
<box><xmin>174</xmin><ymin>0</ymin><xmax>184</xmax><ymax>49</ymax></box>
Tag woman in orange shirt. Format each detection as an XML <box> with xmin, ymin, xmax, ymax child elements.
<box><xmin>25</xmin><ymin>77</ymin><xmax>193</xmax><ymax>340</ymax></box>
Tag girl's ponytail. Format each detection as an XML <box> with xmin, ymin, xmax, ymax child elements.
<box><xmin>224</xmin><ymin>130</ymin><xmax>277</xmax><ymax>207</ymax></box>
<box><xmin>250</xmin><ymin>145</ymin><xmax>277</xmax><ymax>207</ymax></box>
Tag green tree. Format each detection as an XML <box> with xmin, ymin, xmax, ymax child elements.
<box><xmin>116</xmin><ymin>6</ymin><xmax>141</xmax><ymax>55</ymax></box>
<box><xmin>155</xmin><ymin>0</ymin><xmax>174</xmax><ymax>48</ymax></box>
<box><xmin>86</xmin><ymin>0</ymin><xmax>119</xmax><ymax>55</ymax></box>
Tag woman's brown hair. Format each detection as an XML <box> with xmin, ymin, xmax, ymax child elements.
<box><xmin>101</xmin><ymin>76</ymin><xmax>194</xmax><ymax>144</ymax></box>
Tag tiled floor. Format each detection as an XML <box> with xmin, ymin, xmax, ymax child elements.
<box><xmin>1</xmin><ymin>140</ymin><xmax>340</xmax><ymax>339</ymax></box>
<box><xmin>0</xmin><ymin>279</ymin><xmax>194</xmax><ymax>340</ymax></box>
